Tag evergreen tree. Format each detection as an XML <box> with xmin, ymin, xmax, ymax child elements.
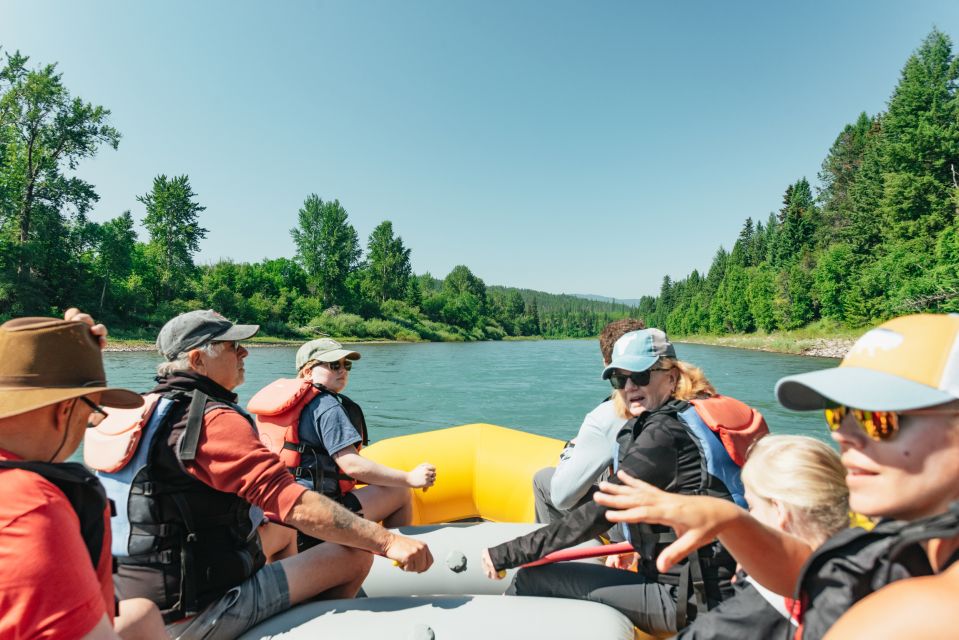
<box><xmin>730</xmin><ymin>217</ymin><xmax>755</xmax><ymax>267</ymax></box>
<box><xmin>818</xmin><ymin>112</ymin><xmax>873</xmax><ymax>244</ymax></box>
<box><xmin>771</xmin><ymin>178</ymin><xmax>816</xmax><ymax>266</ymax></box>
<box><xmin>880</xmin><ymin>29</ymin><xmax>959</xmax><ymax>243</ymax></box>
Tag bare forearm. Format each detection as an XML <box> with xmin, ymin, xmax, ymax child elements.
<box><xmin>285</xmin><ymin>490</ymin><xmax>393</xmax><ymax>553</ymax></box>
<box><xmin>337</xmin><ymin>452</ymin><xmax>410</xmax><ymax>487</ymax></box>
<box><xmin>718</xmin><ymin>512</ymin><xmax>813</xmax><ymax>596</ymax></box>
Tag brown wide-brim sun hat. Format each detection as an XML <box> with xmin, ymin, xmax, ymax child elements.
<box><xmin>0</xmin><ymin>317</ymin><xmax>143</xmax><ymax>420</ymax></box>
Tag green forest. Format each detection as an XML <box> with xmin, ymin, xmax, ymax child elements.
<box><xmin>0</xmin><ymin>46</ymin><xmax>634</xmax><ymax>341</ymax></box>
<box><xmin>638</xmin><ymin>29</ymin><xmax>959</xmax><ymax>335</ymax></box>
<box><xmin>4</xmin><ymin>29</ymin><xmax>959</xmax><ymax>344</ymax></box>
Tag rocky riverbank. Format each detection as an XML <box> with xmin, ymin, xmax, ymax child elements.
<box><xmin>677</xmin><ymin>334</ymin><xmax>855</xmax><ymax>359</ymax></box>
<box><xmin>799</xmin><ymin>338</ymin><xmax>855</xmax><ymax>359</ymax></box>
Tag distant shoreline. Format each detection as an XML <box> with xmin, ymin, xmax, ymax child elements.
<box><xmin>104</xmin><ymin>333</ymin><xmax>853</xmax><ymax>358</ymax></box>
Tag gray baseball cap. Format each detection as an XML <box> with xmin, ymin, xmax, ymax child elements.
<box><xmin>156</xmin><ymin>309</ymin><xmax>259</xmax><ymax>361</ymax></box>
<box><xmin>601</xmin><ymin>328</ymin><xmax>676</xmax><ymax>379</ymax></box>
<box><xmin>295</xmin><ymin>338</ymin><xmax>361</xmax><ymax>372</ymax></box>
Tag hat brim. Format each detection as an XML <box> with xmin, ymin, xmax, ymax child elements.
<box><xmin>775</xmin><ymin>367</ymin><xmax>955</xmax><ymax>412</ymax></box>
<box><xmin>602</xmin><ymin>355</ymin><xmax>659</xmax><ymax>379</ymax></box>
<box><xmin>311</xmin><ymin>348</ymin><xmax>361</xmax><ymax>363</ymax></box>
<box><xmin>0</xmin><ymin>386</ymin><xmax>143</xmax><ymax>420</ymax></box>
<box><xmin>217</xmin><ymin>324</ymin><xmax>260</xmax><ymax>341</ymax></box>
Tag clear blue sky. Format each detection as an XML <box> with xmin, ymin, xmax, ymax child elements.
<box><xmin>2</xmin><ymin>1</ymin><xmax>958</xmax><ymax>299</ymax></box>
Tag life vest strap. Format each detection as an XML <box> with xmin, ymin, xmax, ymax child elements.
<box><xmin>116</xmin><ymin>550</ymin><xmax>175</xmax><ymax>565</ymax></box>
<box><xmin>128</xmin><ymin>522</ymin><xmax>178</xmax><ymax>537</ymax></box>
<box><xmin>178</xmin><ymin>390</ymin><xmax>208</xmax><ymax>462</ymax></box>
<box><xmin>284</xmin><ymin>441</ymin><xmax>310</xmax><ymax>454</ymax></box>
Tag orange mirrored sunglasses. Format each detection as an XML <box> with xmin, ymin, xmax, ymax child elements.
<box><xmin>824</xmin><ymin>405</ymin><xmax>959</xmax><ymax>441</ymax></box>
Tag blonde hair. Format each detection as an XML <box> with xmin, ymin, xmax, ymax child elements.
<box><xmin>741</xmin><ymin>435</ymin><xmax>849</xmax><ymax>546</ymax></box>
<box><xmin>612</xmin><ymin>357</ymin><xmax>716</xmax><ymax>418</ymax></box>
<box><xmin>297</xmin><ymin>361</ymin><xmax>318</xmax><ymax>378</ymax></box>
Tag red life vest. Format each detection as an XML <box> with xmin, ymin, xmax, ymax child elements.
<box><xmin>247</xmin><ymin>378</ymin><xmax>368</xmax><ymax>496</ymax></box>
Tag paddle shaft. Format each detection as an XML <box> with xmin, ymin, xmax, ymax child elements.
<box><xmin>521</xmin><ymin>541</ymin><xmax>635</xmax><ymax>568</ymax></box>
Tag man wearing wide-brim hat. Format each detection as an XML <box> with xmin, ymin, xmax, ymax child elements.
<box><xmin>95</xmin><ymin>309</ymin><xmax>433</xmax><ymax>640</ymax></box>
<box><xmin>0</xmin><ymin>310</ymin><xmax>166</xmax><ymax>639</ymax></box>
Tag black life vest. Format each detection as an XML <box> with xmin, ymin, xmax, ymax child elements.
<box><xmin>618</xmin><ymin>400</ymin><xmax>739</xmax><ymax>630</ymax></box>
<box><xmin>104</xmin><ymin>388</ymin><xmax>266</xmax><ymax>623</ymax></box>
<box><xmin>0</xmin><ymin>460</ymin><xmax>110</xmax><ymax>573</ymax></box>
<box><xmin>295</xmin><ymin>388</ymin><xmax>369</xmax><ymax>498</ymax></box>
<box><xmin>792</xmin><ymin>502</ymin><xmax>959</xmax><ymax>639</ymax></box>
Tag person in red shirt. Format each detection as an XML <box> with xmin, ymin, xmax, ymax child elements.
<box><xmin>0</xmin><ymin>309</ymin><xmax>167</xmax><ymax>640</ymax></box>
<box><xmin>94</xmin><ymin>309</ymin><xmax>433</xmax><ymax>639</ymax></box>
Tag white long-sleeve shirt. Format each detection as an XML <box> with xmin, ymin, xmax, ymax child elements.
<box><xmin>549</xmin><ymin>400</ymin><xmax>628</xmax><ymax>510</ymax></box>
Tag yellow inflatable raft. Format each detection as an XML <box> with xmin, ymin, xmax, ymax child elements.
<box><xmin>362</xmin><ymin>422</ymin><xmax>566</xmax><ymax>524</ymax></box>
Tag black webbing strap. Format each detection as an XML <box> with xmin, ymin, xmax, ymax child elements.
<box><xmin>675</xmin><ymin>549</ymin><xmax>709</xmax><ymax>630</ymax></box>
<box><xmin>688</xmin><ymin>550</ymin><xmax>708</xmax><ymax>619</ymax></box>
<box><xmin>676</xmin><ymin>561</ymin><xmax>691</xmax><ymax>629</ymax></box>
<box><xmin>882</xmin><ymin>501</ymin><xmax>959</xmax><ymax>584</ymax></box>
<box><xmin>170</xmin><ymin>492</ymin><xmax>200</xmax><ymax>617</ymax></box>
<box><xmin>178</xmin><ymin>390</ymin><xmax>208</xmax><ymax>462</ymax></box>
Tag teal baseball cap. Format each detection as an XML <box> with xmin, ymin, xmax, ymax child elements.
<box><xmin>602</xmin><ymin>328</ymin><xmax>677</xmax><ymax>379</ymax></box>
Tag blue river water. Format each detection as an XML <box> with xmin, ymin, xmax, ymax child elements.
<box><xmin>103</xmin><ymin>340</ymin><xmax>838</xmax><ymax>444</ymax></box>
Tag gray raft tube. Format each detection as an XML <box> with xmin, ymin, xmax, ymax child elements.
<box><xmin>239</xmin><ymin>522</ymin><xmax>638</xmax><ymax>639</ymax></box>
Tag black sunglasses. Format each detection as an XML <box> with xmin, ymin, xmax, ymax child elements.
<box><xmin>78</xmin><ymin>396</ymin><xmax>109</xmax><ymax>427</ymax></box>
<box><xmin>322</xmin><ymin>360</ymin><xmax>353</xmax><ymax>372</ymax></box>
<box><xmin>608</xmin><ymin>367</ymin><xmax>668</xmax><ymax>390</ymax></box>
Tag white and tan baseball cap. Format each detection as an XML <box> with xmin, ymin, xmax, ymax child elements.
<box><xmin>776</xmin><ymin>314</ymin><xmax>959</xmax><ymax>411</ymax></box>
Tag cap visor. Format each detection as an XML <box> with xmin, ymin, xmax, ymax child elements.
<box><xmin>602</xmin><ymin>355</ymin><xmax>659</xmax><ymax>379</ymax></box>
<box><xmin>776</xmin><ymin>367</ymin><xmax>954</xmax><ymax>412</ymax></box>
<box><xmin>217</xmin><ymin>324</ymin><xmax>260</xmax><ymax>341</ymax></box>
<box><xmin>0</xmin><ymin>386</ymin><xmax>143</xmax><ymax>419</ymax></box>
<box><xmin>315</xmin><ymin>348</ymin><xmax>361</xmax><ymax>362</ymax></box>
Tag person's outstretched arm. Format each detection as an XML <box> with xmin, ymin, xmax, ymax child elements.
<box><xmin>334</xmin><ymin>446</ymin><xmax>436</xmax><ymax>490</ymax></box>
<box><xmin>285</xmin><ymin>490</ymin><xmax>433</xmax><ymax>572</ymax></box>
<box><xmin>595</xmin><ymin>470</ymin><xmax>813</xmax><ymax>595</ymax></box>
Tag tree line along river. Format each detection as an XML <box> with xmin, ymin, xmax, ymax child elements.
<box><xmin>100</xmin><ymin>340</ymin><xmax>837</xmax><ymax>445</ymax></box>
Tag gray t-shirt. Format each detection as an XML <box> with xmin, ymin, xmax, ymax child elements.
<box><xmin>295</xmin><ymin>391</ymin><xmax>363</xmax><ymax>490</ymax></box>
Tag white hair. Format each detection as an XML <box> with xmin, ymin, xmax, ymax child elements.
<box><xmin>157</xmin><ymin>341</ymin><xmax>228</xmax><ymax>377</ymax></box>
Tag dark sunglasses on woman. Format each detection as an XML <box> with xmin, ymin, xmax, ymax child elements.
<box><xmin>608</xmin><ymin>367</ymin><xmax>667</xmax><ymax>390</ymax></box>
<box><xmin>323</xmin><ymin>360</ymin><xmax>353</xmax><ymax>372</ymax></box>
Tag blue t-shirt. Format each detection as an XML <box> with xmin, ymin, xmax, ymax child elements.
<box><xmin>296</xmin><ymin>392</ymin><xmax>363</xmax><ymax>491</ymax></box>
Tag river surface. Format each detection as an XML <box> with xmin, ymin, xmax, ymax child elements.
<box><xmin>103</xmin><ymin>340</ymin><xmax>837</xmax><ymax>444</ymax></box>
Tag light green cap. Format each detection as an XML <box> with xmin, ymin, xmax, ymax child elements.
<box><xmin>295</xmin><ymin>338</ymin><xmax>360</xmax><ymax>372</ymax></box>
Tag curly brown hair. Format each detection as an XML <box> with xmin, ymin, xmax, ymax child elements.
<box><xmin>599</xmin><ymin>318</ymin><xmax>646</xmax><ymax>364</ymax></box>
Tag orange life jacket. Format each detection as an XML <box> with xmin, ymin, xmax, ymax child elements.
<box><xmin>247</xmin><ymin>378</ymin><xmax>368</xmax><ymax>496</ymax></box>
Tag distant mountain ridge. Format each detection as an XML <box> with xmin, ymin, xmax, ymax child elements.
<box><xmin>569</xmin><ymin>293</ymin><xmax>642</xmax><ymax>307</ymax></box>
